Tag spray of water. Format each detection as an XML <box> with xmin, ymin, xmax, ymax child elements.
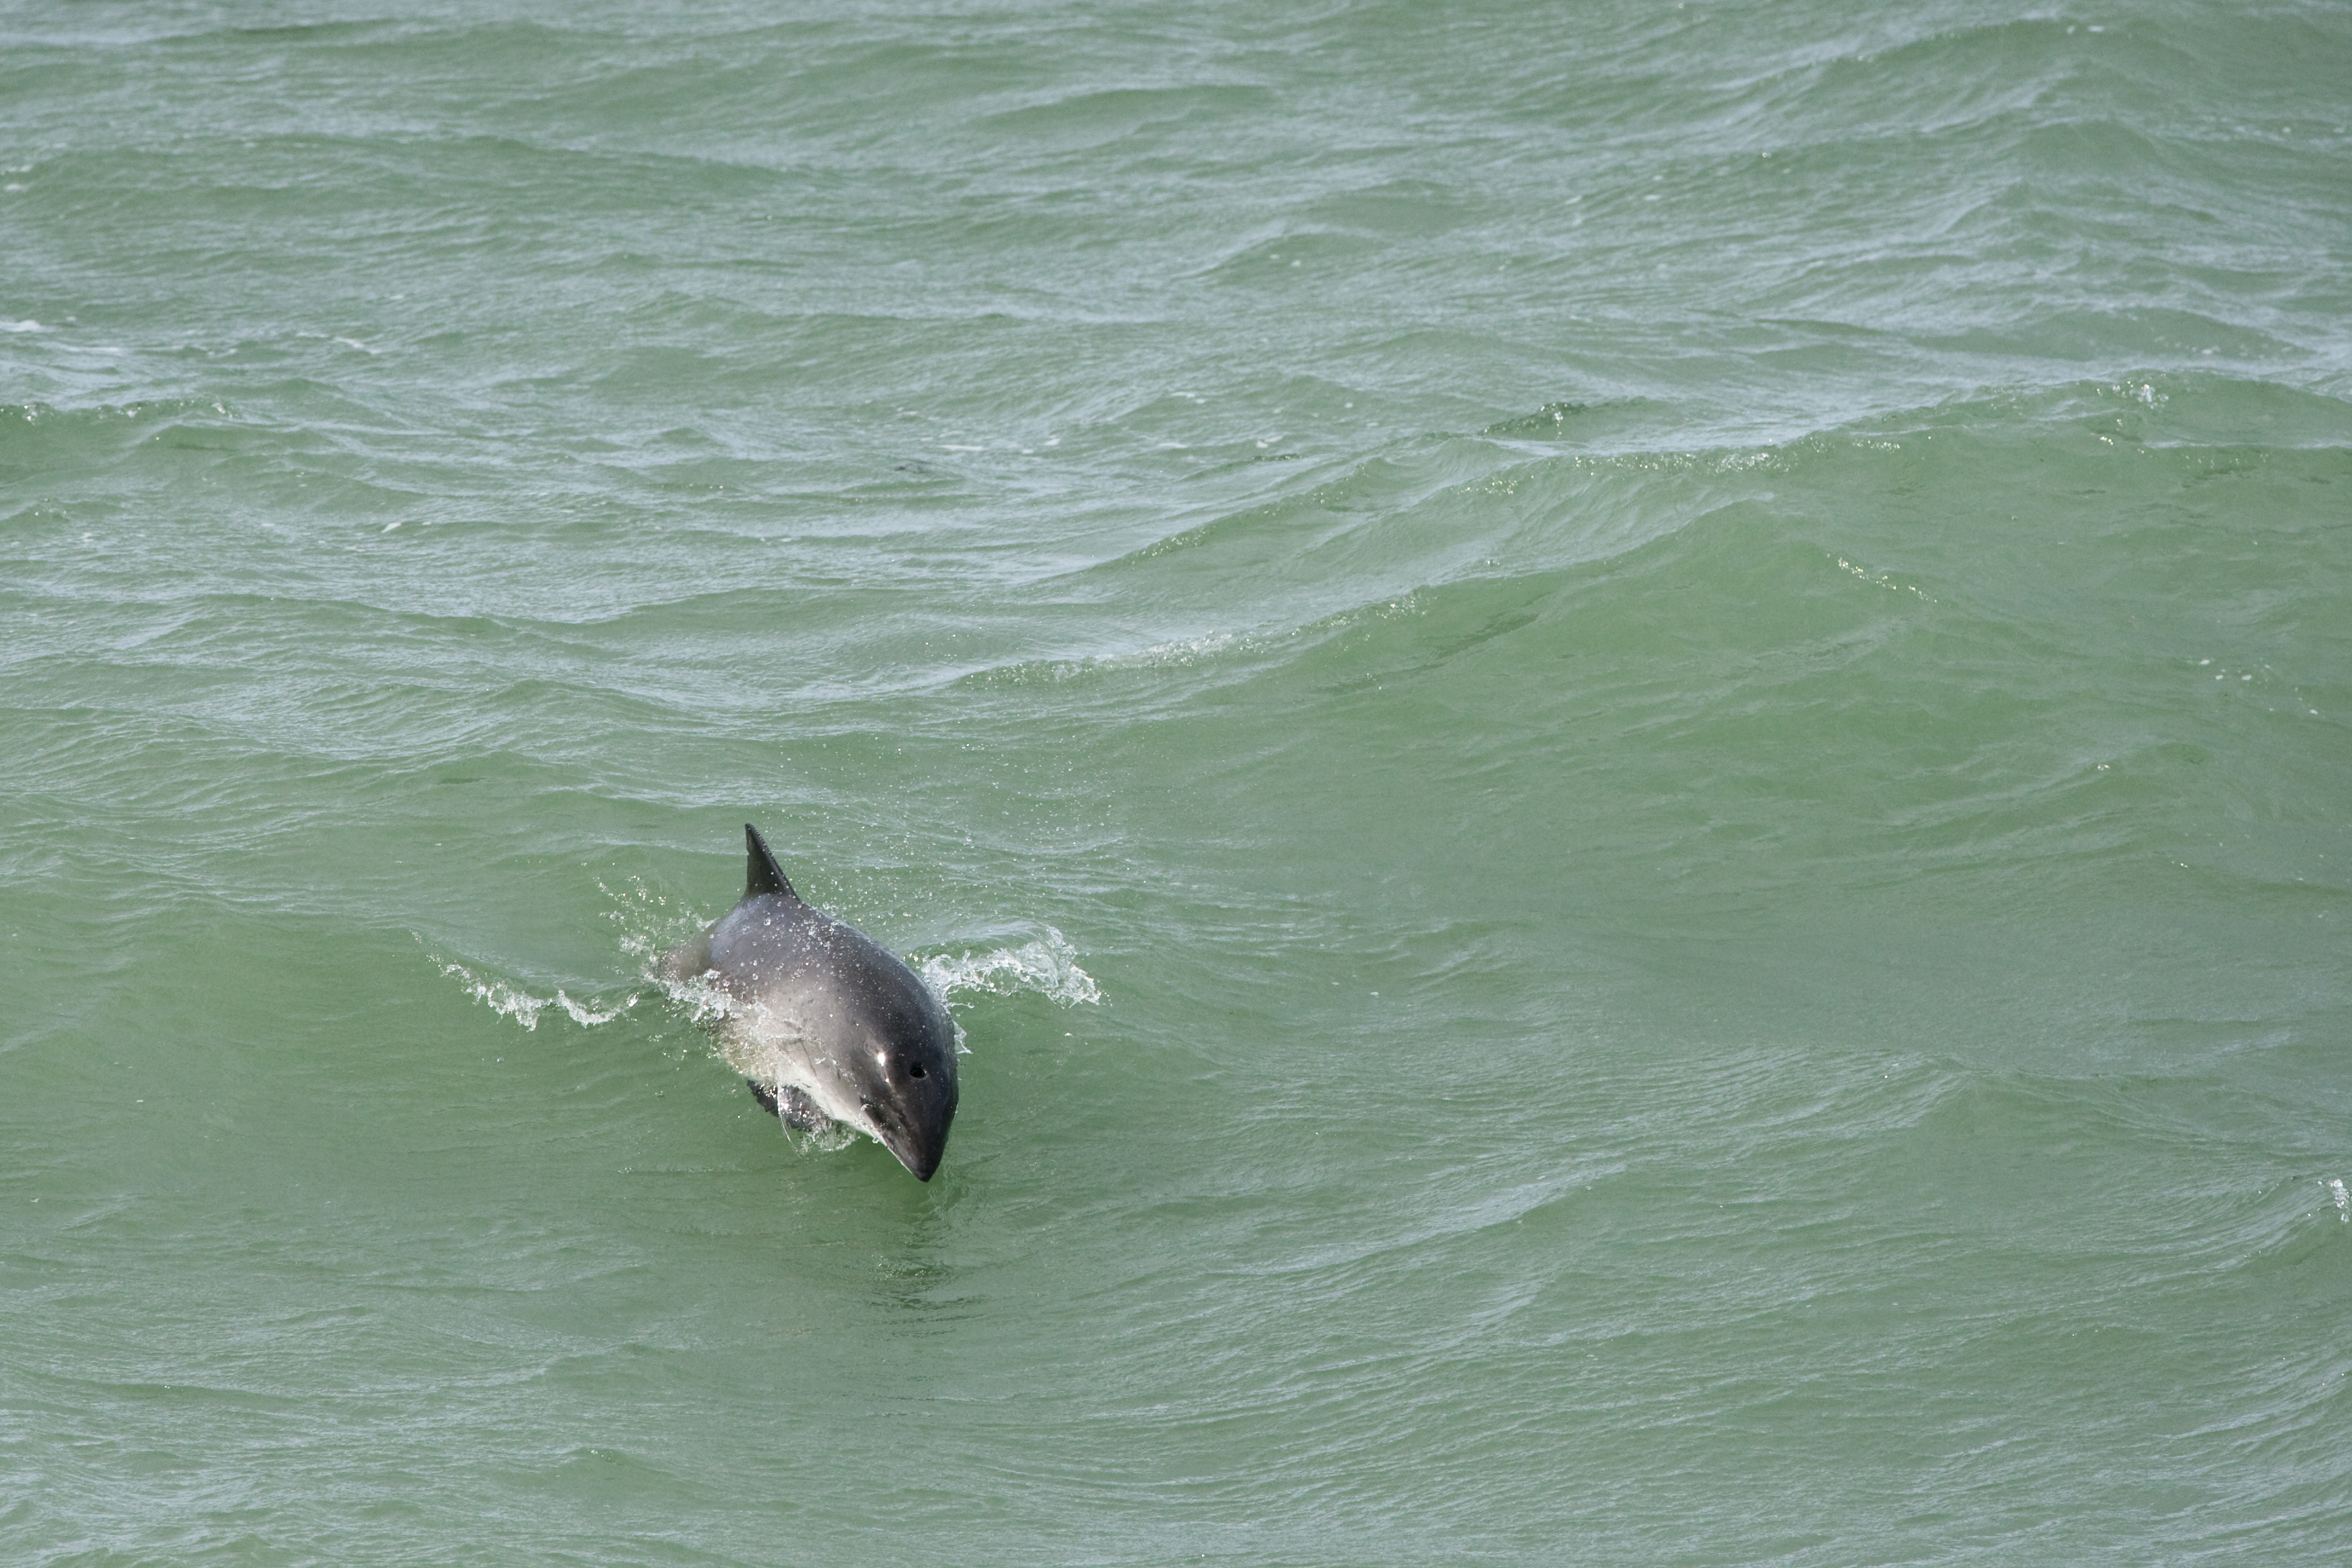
<box><xmin>917</xmin><ymin>927</ymin><xmax>1104</xmax><ymax>1010</ymax></box>
<box><xmin>434</xmin><ymin>959</ymin><xmax>641</xmax><ymax>1031</ymax></box>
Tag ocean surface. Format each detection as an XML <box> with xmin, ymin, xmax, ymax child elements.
<box><xmin>5</xmin><ymin>2</ymin><xmax>2350</xmax><ymax>1562</ymax></box>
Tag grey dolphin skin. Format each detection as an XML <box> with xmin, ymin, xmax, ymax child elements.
<box><xmin>665</xmin><ymin>824</ymin><xmax>959</xmax><ymax>1181</ymax></box>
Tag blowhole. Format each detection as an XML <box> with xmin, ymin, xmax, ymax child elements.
<box><xmin>907</xmin><ymin>1062</ymin><xmax>927</xmax><ymax>1079</ymax></box>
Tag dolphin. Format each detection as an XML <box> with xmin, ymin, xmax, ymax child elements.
<box><xmin>665</xmin><ymin>824</ymin><xmax>959</xmax><ymax>1181</ymax></box>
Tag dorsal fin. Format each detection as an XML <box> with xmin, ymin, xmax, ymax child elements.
<box><xmin>744</xmin><ymin>823</ymin><xmax>797</xmax><ymax>901</ymax></box>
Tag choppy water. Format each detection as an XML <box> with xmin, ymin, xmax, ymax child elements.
<box><xmin>5</xmin><ymin>2</ymin><xmax>2350</xmax><ymax>1562</ymax></box>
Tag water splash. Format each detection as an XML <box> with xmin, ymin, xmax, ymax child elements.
<box><xmin>918</xmin><ymin>927</ymin><xmax>1103</xmax><ymax>1010</ymax></box>
<box><xmin>2327</xmin><ymin>1178</ymin><xmax>2348</xmax><ymax>1223</ymax></box>
<box><xmin>601</xmin><ymin>875</ymin><xmax>717</xmax><ymax>972</ymax></box>
<box><xmin>437</xmin><ymin>960</ymin><xmax>554</xmax><ymax>1029</ymax></box>
<box><xmin>435</xmin><ymin>960</ymin><xmax>641</xmax><ymax>1031</ymax></box>
<box><xmin>776</xmin><ymin>1112</ymin><xmax>859</xmax><ymax>1154</ymax></box>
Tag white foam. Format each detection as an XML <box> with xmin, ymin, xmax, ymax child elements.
<box><xmin>918</xmin><ymin>926</ymin><xmax>1104</xmax><ymax>1010</ymax></box>
<box><xmin>555</xmin><ymin>988</ymin><xmax>639</xmax><ymax>1026</ymax></box>
<box><xmin>2328</xmin><ymin>1177</ymin><xmax>2348</xmax><ymax>1223</ymax></box>
<box><xmin>1015</xmin><ymin>630</ymin><xmax>1256</xmax><ymax>683</ymax></box>
<box><xmin>439</xmin><ymin>959</ymin><xmax>555</xmax><ymax>1030</ymax></box>
<box><xmin>1122</xmin><ymin>630</ymin><xmax>1246</xmax><ymax>667</ymax></box>
<box><xmin>436</xmin><ymin>958</ymin><xmax>638</xmax><ymax>1031</ymax></box>
<box><xmin>777</xmin><ymin>1114</ymin><xmax>860</xmax><ymax>1153</ymax></box>
<box><xmin>662</xmin><ymin>967</ymin><xmax>737</xmax><ymax>1025</ymax></box>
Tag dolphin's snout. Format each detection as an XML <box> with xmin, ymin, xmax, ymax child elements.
<box><xmin>862</xmin><ymin>1099</ymin><xmax>947</xmax><ymax>1183</ymax></box>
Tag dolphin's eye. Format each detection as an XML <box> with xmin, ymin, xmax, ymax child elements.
<box><xmin>906</xmin><ymin>1061</ymin><xmax>927</xmax><ymax>1079</ymax></box>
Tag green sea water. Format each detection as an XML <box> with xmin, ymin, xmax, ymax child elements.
<box><xmin>5</xmin><ymin>2</ymin><xmax>2351</xmax><ymax>1563</ymax></box>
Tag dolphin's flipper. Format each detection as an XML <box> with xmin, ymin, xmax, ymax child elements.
<box><xmin>746</xmin><ymin>1077</ymin><xmax>832</xmax><ymax>1133</ymax></box>
<box><xmin>744</xmin><ymin>822</ymin><xmax>797</xmax><ymax>901</ymax></box>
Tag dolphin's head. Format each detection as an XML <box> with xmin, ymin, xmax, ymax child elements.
<box><xmin>846</xmin><ymin>991</ymin><xmax>961</xmax><ymax>1182</ymax></box>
